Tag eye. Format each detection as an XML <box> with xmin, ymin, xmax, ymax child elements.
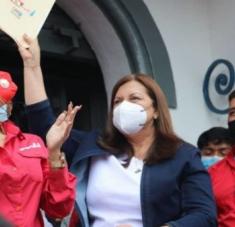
<box><xmin>130</xmin><ymin>96</ymin><xmax>141</xmax><ymax>102</ymax></box>
<box><xmin>201</xmin><ymin>148</ymin><xmax>213</xmax><ymax>156</ymax></box>
<box><xmin>220</xmin><ymin>147</ymin><xmax>231</xmax><ymax>155</ymax></box>
<box><xmin>113</xmin><ymin>99</ymin><xmax>121</xmax><ymax>106</ymax></box>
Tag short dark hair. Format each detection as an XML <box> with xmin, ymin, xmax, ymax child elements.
<box><xmin>228</xmin><ymin>90</ymin><xmax>235</xmax><ymax>102</ymax></box>
<box><xmin>197</xmin><ymin>127</ymin><xmax>233</xmax><ymax>149</ymax></box>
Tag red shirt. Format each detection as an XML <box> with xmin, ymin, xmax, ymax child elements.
<box><xmin>0</xmin><ymin>121</ymin><xmax>76</xmax><ymax>227</ymax></box>
<box><xmin>209</xmin><ymin>147</ymin><xmax>235</xmax><ymax>227</ymax></box>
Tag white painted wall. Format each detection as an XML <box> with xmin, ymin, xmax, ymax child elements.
<box><xmin>143</xmin><ymin>0</ymin><xmax>232</xmax><ymax>145</ymax></box>
<box><xmin>207</xmin><ymin>0</ymin><xmax>235</xmax><ymax>118</ymax></box>
<box><xmin>209</xmin><ymin>0</ymin><xmax>235</xmax><ymax>63</ymax></box>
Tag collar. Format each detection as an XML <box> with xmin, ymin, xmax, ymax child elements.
<box><xmin>70</xmin><ymin>130</ymin><xmax>107</xmax><ymax>168</ymax></box>
<box><xmin>1</xmin><ymin>120</ymin><xmax>25</xmax><ymax>144</ymax></box>
<box><xmin>225</xmin><ymin>146</ymin><xmax>235</xmax><ymax>169</ymax></box>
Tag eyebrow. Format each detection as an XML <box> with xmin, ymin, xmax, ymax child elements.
<box><xmin>115</xmin><ymin>92</ymin><xmax>143</xmax><ymax>98</ymax></box>
<box><xmin>128</xmin><ymin>92</ymin><xmax>144</xmax><ymax>97</ymax></box>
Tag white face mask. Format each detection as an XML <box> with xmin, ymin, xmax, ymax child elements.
<box><xmin>113</xmin><ymin>101</ymin><xmax>147</xmax><ymax>135</ymax></box>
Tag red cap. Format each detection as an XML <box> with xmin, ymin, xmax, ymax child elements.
<box><xmin>0</xmin><ymin>71</ymin><xmax>18</xmax><ymax>103</ymax></box>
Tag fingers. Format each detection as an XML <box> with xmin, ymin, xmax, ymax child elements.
<box><xmin>20</xmin><ymin>34</ymin><xmax>34</xmax><ymax>47</ymax></box>
<box><xmin>54</xmin><ymin>111</ymin><xmax>67</xmax><ymax>126</ymax></box>
<box><xmin>54</xmin><ymin>111</ymin><xmax>71</xmax><ymax>140</ymax></box>
<box><xmin>47</xmin><ymin>104</ymin><xmax>81</xmax><ymax>146</ymax></box>
<box><xmin>68</xmin><ymin>105</ymin><xmax>82</xmax><ymax>122</ymax></box>
<box><xmin>56</xmin><ymin>104</ymin><xmax>81</xmax><ymax>127</ymax></box>
<box><xmin>18</xmin><ymin>34</ymin><xmax>39</xmax><ymax>51</ymax></box>
<box><xmin>63</xmin><ymin>106</ymin><xmax>81</xmax><ymax>135</ymax></box>
<box><xmin>17</xmin><ymin>34</ymin><xmax>40</xmax><ymax>67</ymax></box>
<box><xmin>62</xmin><ymin>121</ymin><xmax>73</xmax><ymax>140</ymax></box>
<box><xmin>65</xmin><ymin>102</ymin><xmax>82</xmax><ymax>123</ymax></box>
<box><xmin>17</xmin><ymin>34</ymin><xmax>31</xmax><ymax>49</ymax></box>
<box><xmin>62</xmin><ymin>105</ymin><xmax>81</xmax><ymax>139</ymax></box>
<box><xmin>18</xmin><ymin>34</ymin><xmax>34</xmax><ymax>59</ymax></box>
<box><xmin>68</xmin><ymin>101</ymin><xmax>73</xmax><ymax>112</ymax></box>
<box><xmin>23</xmin><ymin>34</ymin><xmax>33</xmax><ymax>44</ymax></box>
<box><xmin>18</xmin><ymin>46</ymin><xmax>32</xmax><ymax>59</ymax></box>
<box><xmin>65</xmin><ymin>102</ymin><xmax>73</xmax><ymax>122</ymax></box>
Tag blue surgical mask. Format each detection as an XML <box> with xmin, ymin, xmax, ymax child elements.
<box><xmin>201</xmin><ymin>156</ymin><xmax>223</xmax><ymax>169</ymax></box>
<box><xmin>0</xmin><ymin>104</ymin><xmax>9</xmax><ymax>122</ymax></box>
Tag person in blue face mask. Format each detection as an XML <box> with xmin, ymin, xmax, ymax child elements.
<box><xmin>197</xmin><ymin>127</ymin><xmax>233</xmax><ymax>168</ymax></box>
<box><xmin>0</xmin><ymin>104</ymin><xmax>10</xmax><ymax>122</ymax></box>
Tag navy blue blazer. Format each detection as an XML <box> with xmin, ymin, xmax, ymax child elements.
<box><xmin>26</xmin><ymin>100</ymin><xmax>217</xmax><ymax>227</ymax></box>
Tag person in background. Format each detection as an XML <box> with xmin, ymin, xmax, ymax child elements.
<box><xmin>19</xmin><ymin>35</ymin><xmax>217</xmax><ymax>227</ymax></box>
<box><xmin>0</xmin><ymin>70</ymin><xmax>77</xmax><ymax>226</ymax></box>
<box><xmin>228</xmin><ymin>90</ymin><xmax>235</xmax><ymax>140</ymax></box>
<box><xmin>197</xmin><ymin>127</ymin><xmax>233</xmax><ymax>168</ymax></box>
<box><xmin>208</xmin><ymin>144</ymin><xmax>235</xmax><ymax>227</ymax></box>
<box><xmin>207</xmin><ymin>91</ymin><xmax>235</xmax><ymax>227</ymax></box>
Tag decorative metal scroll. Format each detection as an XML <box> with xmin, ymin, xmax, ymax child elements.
<box><xmin>203</xmin><ymin>59</ymin><xmax>235</xmax><ymax>114</ymax></box>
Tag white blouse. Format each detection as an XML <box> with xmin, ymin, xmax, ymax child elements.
<box><xmin>86</xmin><ymin>154</ymin><xmax>143</xmax><ymax>227</ymax></box>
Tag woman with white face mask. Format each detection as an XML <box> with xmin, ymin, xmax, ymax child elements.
<box><xmin>19</xmin><ymin>36</ymin><xmax>217</xmax><ymax>227</ymax></box>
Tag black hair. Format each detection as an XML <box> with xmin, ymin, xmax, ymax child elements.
<box><xmin>197</xmin><ymin>127</ymin><xmax>233</xmax><ymax>149</ymax></box>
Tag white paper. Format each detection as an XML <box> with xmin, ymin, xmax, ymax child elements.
<box><xmin>0</xmin><ymin>0</ymin><xmax>56</xmax><ymax>46</ymax></box>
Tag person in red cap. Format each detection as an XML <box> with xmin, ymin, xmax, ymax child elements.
<box><xmin>0</xmin><ymin>69</ymin><xmax>79</xmax><ymax>226</ymax></box>
<box><xmin>0</xmin><ymin>71</ymin><xmax>18</xmax><ymax>124</ymax></box>
<box><xmin>0</xmin><ymin>71</ymin><xmax>17</xmax><ymax>104</ymax></box>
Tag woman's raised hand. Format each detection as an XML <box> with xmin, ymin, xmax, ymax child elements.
<box><xmin>46</xmin><ymin>102</ymin><xmax>82</xmax><ymax>153</ymax></box>
<box><xmin>17</xmin><ymin>34</ymin><xmax>40</xmax><ymax>68</ymax></box>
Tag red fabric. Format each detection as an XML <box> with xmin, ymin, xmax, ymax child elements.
<box><xmin>69</xmin><ymin>209</ymin><xmax>80</xmax><ymax>227</ymax></box>
<box><xmin>0</xmin><ymin>71</ymin><xmax>17</xmax><ymax>103</ymax></box>
<box><xmin>209</xmin><ymin>147</ymin><xmax>235</xmax><ymax>227</ymax></box>
<box><xmin>0</xmin><ymin>121</ymin><xmax>76</xmax><ymax>227</ymax></box>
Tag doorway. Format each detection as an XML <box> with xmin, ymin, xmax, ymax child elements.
<box><xmin>0</xmin><ymin>5</ymin><xmax>107</xmax><ymax>132</ymax></box>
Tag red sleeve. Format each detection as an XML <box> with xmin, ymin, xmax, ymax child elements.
<box><xmin>40</xmin><ymin>160</ymin><xmax>77</xmax><ymax>219</ymax></box>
